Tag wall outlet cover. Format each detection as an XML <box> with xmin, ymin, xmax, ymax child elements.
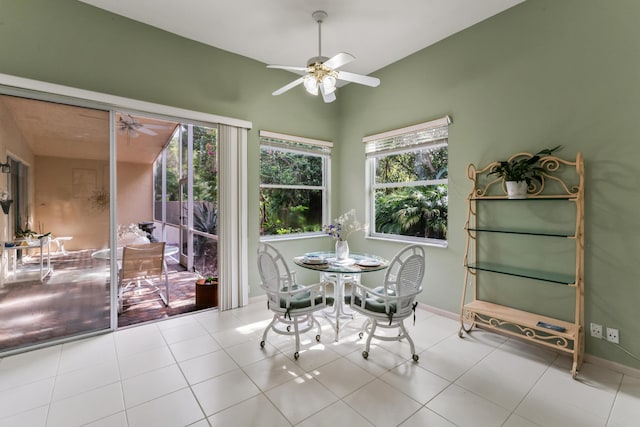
<box><xmin>590</xmin><ymin>322</ymin><xmax>603</xmax><ymax>339</ymax></box>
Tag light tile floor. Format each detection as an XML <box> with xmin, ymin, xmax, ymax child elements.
<box><xmin>1</xmin><ymin>300</ymin><xmax>639</xmax><ymax>426</ymax></box>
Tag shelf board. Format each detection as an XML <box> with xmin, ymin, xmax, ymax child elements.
<box><xmin>463</xmin><ymin>300</ymin><xmax>578</xmax><ymax>339</ymax></box>
<box><xmin>466</xmin><ymin>262</ymin><xmax>575</xmax><ymax>285</ymax></box>
<box><xmin>466</xmin><ymin>227</ymin><xmax>575</xmax><ymax>238</ymax></box>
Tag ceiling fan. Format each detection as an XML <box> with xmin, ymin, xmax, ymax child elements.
<box><xmin>118</xmin><ymin>114</ymin><xmax>167</xmax><ymax>138</ymax></box>
<box><xmin>267</xmin><ymin>10</ymin><xmax>380</xmax><ymax>103</ymax></box>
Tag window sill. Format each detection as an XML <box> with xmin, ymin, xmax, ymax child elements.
<box><xmin>366</xmin><ymin>234</ymin><xmax>448</xmax><ymax>249</ymax></box>
<box><xmin>260</xmin><ymin>232</ymin><xmax>326</xmax><ymax>243</ymax></box>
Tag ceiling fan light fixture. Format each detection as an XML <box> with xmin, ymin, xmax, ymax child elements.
<box><xmin>303</xmin><ymin>74</ymin><xmax>319</xmax><ymax>95</ymax></box>
<box><xmin>321</xmin><ymin>75</ymin><xmax>337</xmax><ymax>94</ymax></box>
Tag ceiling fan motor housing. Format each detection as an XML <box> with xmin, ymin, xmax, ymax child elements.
<box><xmin>307</xmin><ymin>56</ymin><xmax>329</xmax><ymax>66</ymax></box>
<box><xmin>312</xmin><ymin>10</ymin><xmax>328</xmax><ymax>23</ymax></box>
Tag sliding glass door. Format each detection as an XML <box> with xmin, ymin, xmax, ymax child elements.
<box><xmin>0</xmin><ymin>86</ymin><xmax>229</xmax><ymax>352</ymax></box>
<box><xmin>0</xmin><ymin>94</ymin><xmax>111</xmax><ymax>353</ymax></box>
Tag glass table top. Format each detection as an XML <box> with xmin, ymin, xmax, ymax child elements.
<box><xmin>293</xmin><ymin>252</ymin><xmax>389</xmax><ymax>274</ymax></box>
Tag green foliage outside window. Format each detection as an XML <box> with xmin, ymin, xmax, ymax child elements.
<box><xmin>260</xmin><ymin>148</ymin><xmax>324</xmax><ymax>235</ymax></box>
<box><xmin>375</xmin><ymin>185</ymin><xmax>447</xmax><ymax>239</ymax></box>
<box><xmin>190</xmin><ymin>126</ymin><xmax>218</xmax><ymax>204</ymax></box>
<box><xmin>373</xmin><ymin>145</ymin><xmax>448</xmax><ymax>240</ymax></box>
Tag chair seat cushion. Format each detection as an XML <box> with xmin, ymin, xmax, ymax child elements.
<box><xmin>280</xmin><ymin>291</ymin><xmax>334</xmax><ymax>309</ymax></box>
<box><xmin>348</xmin><ymin>286</ymin><xmax>397</xmax><ymax>314</ymax></box>
<box><xmin>352</xmin><ymin>295</ymin><xmax>397</xmax><ymax>314</ymax></box>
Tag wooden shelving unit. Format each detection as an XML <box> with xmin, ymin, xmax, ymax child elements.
<box><xmin>459</xmin><ymin>152</ymin><xmax>584</xmax><ymax>378</ymax></box>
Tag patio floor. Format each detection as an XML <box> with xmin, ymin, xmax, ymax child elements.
<box><xmin>0</xmin><ymin>249</ymin><xmax>204</xmax><ymax>353</ymax></box>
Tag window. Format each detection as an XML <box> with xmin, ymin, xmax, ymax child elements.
<box><xmin>365</xmin><ymin>116</ymin><xmax>451</xmax><ymax>246</ymax></box>
<box><xmin>259</xmin><ymin>130</ymin><xmax>331</xmax><ymax>238</ymax></box>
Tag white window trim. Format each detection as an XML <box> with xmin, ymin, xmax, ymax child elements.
<box><xmin>259</xmin><ymin>130</ymin><xmax>331</xmax><ymax>241</ymax></box>
<box><xmin>260</xmin><ymin>130</ymin><xmax>333</xmax><ymax>149</ymax></box>
<box><xmin>363</xmin><ymin>116</ymin><xmax>450</xmax><ymax>144</ymax></box>
<box><xmin>364</xmin><ymin>116</ymin><xmax>451</xmax><ymax>247</ymax></box>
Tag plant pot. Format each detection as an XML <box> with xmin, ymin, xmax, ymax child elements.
<box><xmin>505</xmin><ymin>181</ymin><xmax>528</xmax><ymax>199</ymax></box>
<box><xmin>0</xmin><ymin>199</ymin><xmax>12</xmax><ymax>214</ymax></box>
<box><xmin>196</xmin><ymin>278</ymin><xmax>218</xmax><ymax>308</ymax></box>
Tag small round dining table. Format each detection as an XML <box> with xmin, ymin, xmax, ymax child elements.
<box><xmin>293</xmin><ymin>252</ymin><xmax>389</xmax><ymax>341</ymax></box>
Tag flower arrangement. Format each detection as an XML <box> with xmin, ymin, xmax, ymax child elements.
<box><xmin>323</xmin><ymin>209</ymin><xmax>366</xmax><ymax>242</ymax></box>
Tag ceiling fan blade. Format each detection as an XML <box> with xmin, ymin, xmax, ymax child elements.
<box><xmin>267</xmin><ymin>65</ymin><xmax>309</xmax><ymax>72</ymax></box>
<box><xmin>137</xmin><ymin>127</ymin><xmax>158</xmax><ymax>136</ymax></box>
<box><xmin>323</xmin><ymin>52</ymin><xmax>355</xmax><ymax>70</ymax></box>
<box><xmin>320</xmin><ymin>85</ymin><xmax>336</xmax><ymax>103</ymax></box>
<box><xmin>272</xmin><ymin>77</ymin><xmax>305</xmax><ymax>96</ymax></box>
<box><xmin>336</xmin><ymin>71</ymin><xmax>381</xmax><ymax>87</ymax></box>
<box><xmin>144</xmin><ymin>124</ymin><xmax>171</xmax><ymax>130</ymax></box>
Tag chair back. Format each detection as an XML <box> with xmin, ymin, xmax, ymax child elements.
<box><xmin>257</xmin><ymin>243</ymin><xmax>294</xmax><ymax>289</ymax></box>
<box><xmin>121</xmin><ymin>242</ymin><xmax>165</xmax><ymax>281</ymax></box>
<box><xmin>385</xmin><ymin>245</ymin><xmax>425</xmax><ymax>300</ymax></box>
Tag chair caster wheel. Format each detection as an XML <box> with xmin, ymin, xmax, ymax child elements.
<box><xmin>315</xmin><ymin>334</ymin><xmax>321</xmax><ymax>342</ymax></box>
<box><xmin>294</xmin><ymin>351</ymin><xmax>299</xmax><ymax>360</ymax></box>
<box><xmin>358</xmin><ymin>332</ymin><xmax>363</xmax><ymax>339</ymax></box>
<box><xmin>260</xmin><ymin>340</ymin><xmax>265</xmax><ymax>348</ymax></box>
<box><xmin>412</xmin><ymin>354</ymin><xmax>419</xmax><ymax>362</ymax></box>
<box><xmin>286</xmin><ymin>326</ymin><xmax>291</xmax><ymax>332</ymax></box>
<box><xmin>362</xmin><ymin>351</ymin><xmax>368</xmax><ymax>359</ymax></box>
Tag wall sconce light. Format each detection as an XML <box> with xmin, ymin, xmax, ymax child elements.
<box><xmin>0</xmin><ymin>163</ymin><xmax>10</xmax><ymax>174</ymax></box>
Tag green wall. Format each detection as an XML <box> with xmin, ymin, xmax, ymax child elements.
<box><xmin>338</xmin><ymin>0</ymin><xmax>640</xmax><ymax>369</ymax></box>
<box><xmin>2</xmin><ymin>0</ymin><xmax>639</xmax><ymax>369</ymax></box>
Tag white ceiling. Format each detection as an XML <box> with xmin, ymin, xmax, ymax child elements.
<box><xmin>79</xmin><ymin>0</ymin><xmax>524</xmax><ymax>77</ymax></box>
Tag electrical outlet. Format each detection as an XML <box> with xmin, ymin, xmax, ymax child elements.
<box><xmin>590</xmin><ymin>322</ymin><xmax>602</xmax><ymax>339</ymax></box>
<box><xmin>606</xmin><ymin>327</ymin><xmax>619</xmax><ymax>344</ymax></box>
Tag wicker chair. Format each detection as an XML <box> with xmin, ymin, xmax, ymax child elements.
<box><xmin>257</xmin><ymin>243</ymin><xmax>334</xmax><ymax>359</ymax></box>
<box><xmin>349</xmin><ymin>245</ymin><xmax>425</xmax><ymax>361</ymax></box>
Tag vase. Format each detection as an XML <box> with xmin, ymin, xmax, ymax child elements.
<box><xmin>335</xmin><ymin>239</ymin><xmax>349</xmax><ymax>261</ymax></box>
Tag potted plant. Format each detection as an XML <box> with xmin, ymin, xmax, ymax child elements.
<box><xmin>0</xmin><ymin>191</ymin><xmax>12</xmax><ymax>214</ymax></box>
<box><xmin>489</xmin><ymin>146</ymin><xmax>561</xmax><ymax>199</ymax></box>
<box><xmin>195</xmin><ymin>272</ymin><xmax>218</xmax><ymax>308</ymax></box>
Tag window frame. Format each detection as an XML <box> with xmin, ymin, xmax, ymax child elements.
<box><xmin>364</xmin><ymin>116</ymin><xmax>451</xmax><ymax>247</ymax></box>
<box><xmin>259</xmin><ymin>130</ymin><xmax>332</xmax><ymax>241</ymax></box>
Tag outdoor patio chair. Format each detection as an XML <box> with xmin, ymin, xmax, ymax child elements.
<box><xmin>118</xmin><ymin>242</ymin><xmax>168</xmax><ymax>314</ymax></box>
<box><xmin>257</xmin><ymin>242</ymin><xmax>334</xmax><ymax>359</ymax></box>
<box><xmin>349</xmin><ymin>244</ymin><xmax>425</xmax><ymax>361</ymax></box>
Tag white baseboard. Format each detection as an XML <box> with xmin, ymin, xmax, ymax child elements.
<box><xmin>584</xmin><ymin>353</ymin><xmax>640</xmax><ymax>378</ymax></box>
